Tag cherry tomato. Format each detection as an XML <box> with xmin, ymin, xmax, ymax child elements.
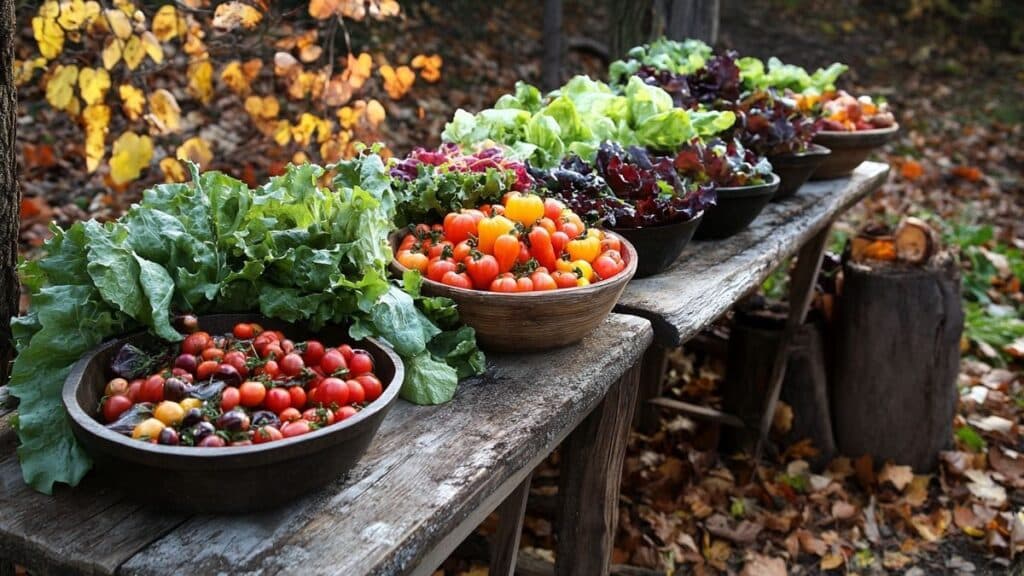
<box><xmin>198</xmin><ymin>435</ymin><xmax>226</xmax><ymax>447</ymax></box>
<box><xmin>464</xmin><ymin>254</ymin><xmax>500</xmax><ymax>290</ymax></box>
<box><xmin>233</xmin><ymin>323</ymin><xmax>255</xmax><ymax>340</ymax></box>
<box><xmin>560</xmin><ymin>222</ymin><xmax>581</xmax><ymax>239</ymax></box>
<box><xmin>397</xmin><ymin>249</ymin><xmax>429</xmax><ymax>273</ymax></box>
<box><xmin>441</xmin><ymin>270</ymin><xmax>473</xmax><ymax>289</ymax></box>
<box><xmin>346</xmin><ymin>380</ymin><xmax>366</xmax><ymax>404</ymax></box>
<box><xmin>239</xmin><ymin>381</ymin><xmax>267</xmax><ymax>408</ymax></box>
<box><xmin>443</xmin><ymin>212</ymin><xmax>478</xmax><ymax>244</ymax></box>
<box><xmin>127</xmin><ymin>379</ymin><xmax>143</xmax><ymax>403</ymax></box>
<box><xmin>552</xmin><ymin>270</ymin><xmax>578</xmax><ymax>289</ymax></box>
<box><xmin>428</xmin><ymin>241</ymin><xmax>453</xmax><ymax>259</ymax></box>
<box><xmin>593</xmin><ymin>255</ymin><xmax>620</xmax><ymax>280</ymax></box>
<box><xmin>252</xmin><ymin>425</ymin><xmax>283</xmax><ymax>444</ymax></box>
<box><xmin>462</xmin><ymin>208</ymin><xmax>486</xmax><ymax>225</ymax></box>
<box><xmin>181</xmin><ymin>332</ymin><xmax>211</xmax><ymax>356</ymax></box>
<box><xmin>105</xmin><ymin>378</ymin><xmax>129</xmax><ymax>397</ymax></box>
<box><xmin>262</xmin><ymin>343</ymin><xmax>284</xmax><ymax>360</ymax></box>
<box><xmin>257</xmin><ymin>359</ymin><xmax>280</xmax><ymax>378</ymax></box>
<box><xmin>427</xmin><ymin>258</ymin><xmax>458</xmax><ymax>282</ymax></box>
<box><xmin>288</xmin><ymin>386</ymin><xmax>307</xmax><ymax>409</ymax></box>
<box><xmin>348</xmin><ymin>350</ymin><xmax>374</xmax><ymax>376</ymax></box>
<box><xmin>223</xmin><ymin>350</ymin><xmax>248</xmax><ymax>375</ymax></box>
<box><xmin>279</xmin><ymin>407</ymin><xmax>302</xmax><ymax>422</ymax></box>
<box><xmin>334</xmin><ymin>405</ymin><xmax>358</xmax><ymax>422</ymax></box>
<box><xmin>201</xmin><ymin>347</ymin><xmax>224</xmax><ymax>362</ymax></box>
<box><xmin>281</xmin><ymin>339</ymin><xmax>295</xmax><ymax>353</ymax></box>
<box><xmin>221</xmin><ymin>386</ymin><xmax>241</xmax><ymax>411</ymax></box>
<box><xmin>153</xmin><ymin>401</ymin><xmax>185</xmax><ymax>425</ymax></box>
<box><xmin>264</xmin><ymin>387</ymin><xmax>292</xmax><ymax>414</ymax></box>
<box><xmin>303</xmin><ymin>407</ymin><xmax>335</xmax><ymax>427</ymax></box>
<box><xmin>318</xmin><ymin>377</ymin><xmax>350</xmax><ymax>406</ymax></box>
<box><xmin>453</xmin><ymin>240</ymin><xmax>473</xmax><ymax>262</ymax></box>
<box><xmin>515</xmin><ymin>276</ymin><xmax>534</xmax><ymax>292</ymax></box>
<box><xmin>543</xmin><ymin>198</ymin><xmax>565</xmax><ymax>221</ymax></box>
<box><xmin>302</xmin><ymin>341</ymin><xmax>325</xmax><ymax>366</ymax></box>
<box><xmin>197</xmin><ymin>360</ymin><xmax>220</xmax><ymax>380</ymax></box>
<box><xmin>537</xmin><ymin>217</ymin><xmax>557</xmax><ymax>235</ymax></box>
<box><xmin>530</xmin><ymin>270</ymin><xmax>558</xmax><ymax>291</ymax></box>
<box><xmin>280</xmin><ymin>353</ymin><xmax>305</xmax><ymax>377</ymax></box>
<box><xmin>337</xmin><ymin>344</ymin><xmax>355</xmax><ymax>363</ymax></box>
<box><xmin>517</xmin><ymin>241</ymin><xmax>531</xmax><ymax>263</ymax></box>
<box><xmin>600</xmin><ymin>236</ymin><xmax>622</xmax><ymax>253</ymax></box>
<box><xmin>493</xmin><ymin>234</ymin><xmax>520</xmax><ymax>274</ymax></box>
<box><xmin>356</xmin><ymin>375</ymin><xmax>383</xmax><ymax>402</ymax></box>
<box><xmin>281</xmin><ymin>419</ymin><xmax>312</xmax><ymax>438</ymax></box>
<box><xmin>102</xmin><ymin>395</ymin><xmax>133</xmax><ymax>423</ymax></box>
<box><xmin>140</xmin><ymin>375</ymin><xmax>165</xmax><ymax>403</ymax></box>
<box><xmin>320</xmin><ymin>349</ymin><xmax>347</xmax><ymax>376</ymax></box>
<box><xmin>490</xmin><ymin>272</ymin><xmax>518</xmax><ymax>292</ymax></box>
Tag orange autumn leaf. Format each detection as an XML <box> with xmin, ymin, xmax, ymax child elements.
<box><xmin>212</xmin><ymin>1</ymin><xmax>263</xmax><ymax>31</ymax></box>
<box><xmin>900</xmin><ymin>159</ymin><xmax>923</xmax><ymax>181</ymax></box>
<box><xmin>411</xmin><ymin>53</ymin><xmax>442</xmax><ymax>83</ymax></box>
<box><xmin>379</xmin><ymin>64</ymin><xmax>415</xmax><ymax>100</ymax></box>
<box><xmin>342</xmin><ymin>52</ymin><xmax>373</xmax><ymax>89</ymax></box>
<box><xmin>952</xmin><ymin>165</ymin><xmax>983</xmax><ymax>182</ymax></box>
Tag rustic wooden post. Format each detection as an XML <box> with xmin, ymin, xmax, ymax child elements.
<box><xmin>541</xmin><ymin>0</ymin><xmax>563</xmax><ymax>92</ymax></box>
<box><xmin>489</xmin><ymin>473</ymin><xmax>532</xmax><ymax>576</ymax></box>
<box><xmin>0</xmin><ymin>0</ymin><xmax>18</xmax><ymax>385</ymax></box>
<box><xmin>632</xmin><ymin>343</ymin><xmax>667</xmax><ymax>433</ymax></box>
<box><xmin>608</xmin><ymin>0</ymin><xmax>720</xmax><ymax>58</ymax></box>
<box><xmin>832</xmin><ymin>258</ymin><xmax>962</xmax><ymax>472</ymax></box>
<box><xmin>556</xmin><ymin>363</ymin><xmax>641</xmax><ymax>576</ymax></box>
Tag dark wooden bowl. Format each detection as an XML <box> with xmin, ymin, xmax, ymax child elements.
<box><xmin>768</xmin><ymin>143</ymin><xmax>832</xmax><ymax>200</ymax></box>
<box><xmin>811</xmin><ymin>124</ymin><xmax>899</xmax><ymax>180</ymax></box>
<box><xmin>695</xmin><ymin>173</ymin><xmax>781</xmax><ymax>240</ymax></box>
<box><xmin>610</xmin><ymin>212</ymin><xmax>702</xmax><ymax>278</ymax></box>
<box><xmin>62</xmin><ymin>314</ymin><xmax>404</xmax><ymax>514</ymax></box>
<box><xmin>390</xmin><ymin>231</ymin><xmax>638</xmax><ymax>352</ymax></box>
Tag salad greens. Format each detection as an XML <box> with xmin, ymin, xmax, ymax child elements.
<box><xmin>11</xmin><ymin>158</ymin><xmax>484</xmax><ymax>494</ymax></box>
<box><xmin>609</xmin><ymin>38</ymin><xmax>714</xmax><ymax>84</ymax></box>
<box><xmin>442</xmin><ymin>75</ymin><xmax>736</xmax><ymax>168</ymax></box>
<box><xmin>737</xmin><ymin>56</ymin><xmax>848</xmax><ymax>95</ymax></box>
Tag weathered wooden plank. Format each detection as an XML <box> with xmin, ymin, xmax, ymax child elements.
<box><xmin>615</xmin><ymin>162</ymin><xmax>889</xmax><ymax>348</ymax></box>
<box><xmin>489</xmin><ymin>473</ymin><xmax>532</xmax><ymax>575</ymax></box>
<box><xmin>647</xmin><ymin>397</ymin><xmax>744</xmax><ymax>428</ymax></box>
<box><xmin>118</xmin><ymin>314</ymin><xmax>653</xmax><ymax>576</ymax></box>
<box><xmin>556</xmin><ymin>362</ymin><xmax>641</xmax><ymax>576</ymax></box>
<box><xmin>0</xmin><ymin>452</ymin><xmax>186</xmax><ymax>576</ymax></box>
<box><xmin>633</xmin><ymin>343</ymin><xmax>668</xmax><ymax>434</ymax></box>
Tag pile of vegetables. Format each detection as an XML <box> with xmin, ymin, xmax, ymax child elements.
<box><xmin>10</xmin><ymin>158</ymin><xmax>484</xmax><ymax>493</ymax></box>
<box><xmin>397</xmin><ymin>191</ymin><xmax>628</xmax><ymax>291</ymax></box>
<box><xmin>802</xmin><ymin>90</ymin><xmax>896</xmax><ymax>132</ymax></box>
<box><xmin>100</xmin><ymin>321</ymin><xmax>386</xmax><ymax>447</ymax></box>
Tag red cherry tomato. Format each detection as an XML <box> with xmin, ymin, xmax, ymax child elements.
<box><xmin>427</xmin><ymin>258</ymin><xmax>458</xmax><ymax>282</ymax></box>
<box><xmin>197</xmin><ymin>360</ymin><xmax>220</xmax><ymax>380</ymax></box>
<box><xmin>592</xmin><ymin>255</ymin><xmax>620</xmax><ymax>280</ymax></box>
<box><xmin>337</xmin><ymin>344</ymin><xmax>355</xmax><ymax>363</ymax></box>
<box><xmin>127</xmin><ymin>379</ymin><xmax>143</xmax><ymax>403</ymax></box>
<box><xmin>552</xmin><ymin>270</ymin><xmax>579</xmax><ymax>289</ymax></box>
<box><xmin>264</xmin><ymin>387</ymin><xmax>292</xmax><ymax>414</ymax></box>
<box><xmin>223</xmin><ymin>350</ymin><xmax>248</xmax><ymax>376</ymax></box>
<box><xmin>262</xmin><ymin>343</ymin><xmax>284</xmax><ymax>359</ymax></box>
<box><xmin>452</xmin><ymin>240</ymin><xmax>473</xmax><ymax>262</ymax></box>
<box><xmin>334</xmin><ymin>405</ymin><xmax>358</xmax><ymax>422</ymax></box>
<box><xmin>279</xmin><ymin>407</ymin><xmax>302</xmax><ymax>422</ymax></box>
<box><xmin>319</xmin><ymin>377</ymin><xmax>350</xmax><ymax>407</ymax></box>
<box><xmin>239</xmin><ymin>381</ymin><xmax>267</xmax><ymax>408</ymax></box>
<box><xmin>252</xmin><ymin>425</ymin><xmax>283</xmax><ymax>444</ymax></box>
<box><xmin>302</xmin><ymin>407</ymin><xmax>334</xmax><ymax>427</ymax></box>
<box><xmin>288</xmin><ymin>386</ymin><xmax>307</xmax><ymax>410</ymax></box>
<box><xmin>515</xmin><ymin>276</ymin><xmax>534</xmax><ymax>292</ymax></box>
<box><xmin>397</xmin><ymin>249</ymin><xmax>429</xmax><ymax>273</ymax></box>
<box><xmin>141</xmin><ymin>375</ymin><xmax>165</xmax><ymax>403</ymax></box>
<box><xmin>279</xmin><ymin>353</ymin><xmax>305</xmax><ymax>377</ymax></box>
<box><xmin>181</xmin><ymin>332</ymin><xmax>211</xmax><ymax>355</ymax></box>
<box><xmin>443</xmin><ymin>212</ymin><xmax>478</xmax><ymax>244</ymax></box>
<box><xmin>281</xmin><ymin>420</ymin><xmax>312</xmax><ymax>438</ymax></box>
<box><xmin>464</xmin><ymin>254</ymin><xmax>500</xmax><ymax>289</ymax></box>
<box><xmin>428</xmin><ymin>241</ymin><xmax>453</xmax><ymax>259</ymax></box>
<box><xmin>530</xmin><ymin>270</ymin><xmax>558</xmax><ymax>291</ymax></box>
<box><xmin>356</xmin><ymin>375</ymin><xmax>383</xmax><ymax>402</ymax></box>
<box><xmin>517</xmin><ymin>241</ymin><xmax>531</xmax><ymax>263</ymax></box>
<box><xmin>233</xmin><ymin>323</ymin><xmax>255</xmax><ymax>340</ymax></box>
<box><xmin>600</xmin><ymin>235</ymin><xmax>622</xmax><ymax>253</ymax></box>
<box><xmin>319</xmin><ymin>350</ymin><xmax>347</xmax><ymax>376</ymax></box>
<box><xmin>551</xmin><ymin>230</ymin><xmax>570</xmax><ymax>256</ymax></box>
<box><xmin>441</xmin><ymin>270</ymin><xmax>473</xmax><ymax>289</ymax></box>
<box><xmin>348</xmin><ymin>350</ymin><xmax>374</xmax><ymax>376</ymax></box>
<box><xmin>221</xmin><ymin>387</ymin><xmax>241</xmax><ymax>411</ymax></box>
<box><xmin>302</xmin><ymin>341</ymin><xmax>325</xmax><ymax>366</ymax></box>
<box><xmin>201</xmin><ymin>347</ymin><xmax>224</xmax><ymax>362</ymax></box>
<box><xmin>346</xmin><ymin>379</ymin><xmax>366</xmax><ymax>404</ymax></box>
<box><xmin>102</xmin><ymin>395</ymin><xmax>133</xmax><ymax>423</ymax></box>
<box><xmin>257</xmin><ymin>359</ymin><xmax>280</xmax><ymax>378</ymax></box>
<box><xmin>490</xmin><ymin>272</ymin><xmax>518</xmax><ymax>292</ymax></box>
<box><xmin>493</xmin><ymin>234</ymin><xmax>520</xmax><ymax>274</ymax></box>
<box><xmin>543</xmin><ymin>198</ymin><xmax>565</xmax><ymax>221</ymax></box>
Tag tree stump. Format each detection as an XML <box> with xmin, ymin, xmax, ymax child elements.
<box><xmin>832</xmin><ymin>258</ymin><xmax>962</xmax><ymax>472</ymax></box>
<box><xmin>723</xmin><ymin>308</ymin><xmax>836</xmax><ymax>467</ymax></box>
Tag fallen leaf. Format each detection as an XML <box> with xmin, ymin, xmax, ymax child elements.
<box><xmin>900</xmin><ymin>158</ymin><xmax>923</xmax><ymax>180</ymax></box>
<box><xmin>740</xmin><ymin>553</ymin><xmax>785</xmax><ymax>576</ymax></box>
<box><xmin>187</xmin><ymin>60</ymin><xmax>215</xmax><ymax>104</ymax></box>
<box><xmin>910</xmin><ymin>508</ymin><xmax>951</xmax><ymax>542</ymax></box>
<box><xmin>952</xmin><ymin>165</ymin><xmax>983</xmax><ymax>182</ymax></box>
<box><xmin>883</xmin><ymin>550</ymin><xmax>914</xmax><ymax>570</ymax></box>
<box><xmin>151</xmin><ymin>5</ymin><xmax>186</xmax><ymax>41</ymax></box>
<box><xmin>904</xmin><ymin>475</ymin><xmax>931</xmax><ymax>507</ymax></box>
<box><xmin>379</xmin><ymin>64</ymin><xmax>415</xmax><ymax>100</ymax></box>
<box><xmin>146</xmin><ymin>89</ymin><xmax>181</xmax><ymax>134</ymax></box>
<box><xmin>705</xmin><ymin>514</ymin><xmax>762</xmax><ymax>544</ymax></box>
<box><xmin>988</xmin><ymin>448</ymin><xmax>1024</xmax><ymax>488</ymax></box>
<box><xmin>969</xmin><ymin>415</ymin><xmax>1014</xmax><ymax>434</ymax></box>
<box><xmin>831</xmin><ymin>500</ymin><xmax>857</xmax><ymax>521</ymax></box>
<box><xmin>863</xmin><ymin>496</ymin><xmax>881</xmax><ymax>544</ymax></box>
<box><xmin>797</xmin><ymin>529</ymin><xmax>827</xmax><ymax>556</ymax></box>
<box><xmin>108</xmin><ymin>131</ymin><xmax>153</xmax><ymax>184</ymax></box>
<box><xmin>965</xmin><ymin>469</ymin><xmax>1007</xmax><ymax>507</ymax></box>
<box><xmin>103</xmin><ymin>8</ymin><xmax>132</xmax><ymax>39</ymax></box>
<box><xmin>879</xmin><ymin>463</ymin><xmax>914</xmax><ymax>491</ymax></box>
<box><xmin>820</xmin><ymin>553</ymin><xmax>844</xmax><ymax>570</ymax></box>
<box><xmin>45</xmin><ymin>64</ymin><xmax>78</xmax><ymax>111</ymax></box>
<box><xmin>212</xmin><ymin>1</ymin><xmax>263</xmax><ymax>30</ymax></box>
<box><xmin>176</xmin><ymin>137</ymin><xmax>213</xmax><ymax>167</ymax></box>
<box><xmin>118</xmin><ymin>84</ymin><xmax>145</xmax><ymax>120</ymax></box>
<box><xmin>77</xmin><ymin>67</ymin><xmax>109</xmax><ymax>105</ymax></box>
<box><xmin>953</xmin><ymin>505</ymin><xmax>985</xmax><ymax>537</ymax></box>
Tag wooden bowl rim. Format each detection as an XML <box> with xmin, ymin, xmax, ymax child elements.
<box><xmin>61</xmin><ymin>315</ymin><xmax>405</xmax><ymax>461</ymax></box>
<box><xmin>814</xmin><ymin>123</ymin><xmax>900</xmax><ymax>137</ymax></box>
<box><xmin>391</xmin><ymin>229</ymin><xmax>638</xmax><ymax>301</ymax></box>
<box><xmin>813</xmin><ymin>123</ymin><xmax>900</xmax><ymax>146</ymax></box>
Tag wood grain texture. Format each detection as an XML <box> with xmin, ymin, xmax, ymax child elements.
<box><xmin>112</xmin><ymin>314</ymin><xmax>652</xmax><ymax>576</ymax></box>
<box><xmin>615</xmin><ymin>162</ymin><xmax>889</xmax><ymax>348</ymax></box>
<box><xmin>489</xmin><ymin>472</ymin><xmax>531</xmax><ymax>575</ymax></box>
<box><xmin>0</xmin><ymin>0</ymin><xmax>18</xmax><ymax>385</ymax></box>
<box><xmin>633</xmin><ymin>343</ymin><xmax>668</xmax><ymax>433</ymax></box>
<box><xmin>556</xmin><ymin>363</ymin><xmax>641</xmax><ymax>576</ymax></box>
<box><xmin>832</xmin><ymin>260</ymin><xmax>962</xmax><ymax>472</ymax></box>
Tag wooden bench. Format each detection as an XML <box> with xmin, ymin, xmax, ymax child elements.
<box><xmin>0</xmin><ymin>162</ymin><xmax>889</xmax><ymax>575</ymax></box>
<box><xmin>616</xmin><ymin>161</ymin><xmax>890</xmax><ymax>448</ymax></box>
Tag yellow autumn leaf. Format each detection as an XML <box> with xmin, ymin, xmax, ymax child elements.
<box><xmin>159</xmin><ymin>157</ymin><xmax>186</xmax><ymax>182</ymax></box>
<box><xmin>32</xmin><ymin>16</ymin><xmax>65</xmax><ymax>60</ymax></box>
<box><xmin>187</xmin><ymin>60</ymin><xmax>214</xmax><ymax>104</ymax></box>
<box><xmin>82</xmin><ymin>104</ymin><xmax>111</xmax><ymax>172</ymax></box>
<box><xmin>368</xmin><ymin>0</ymin><xmax>400</xmax><ymax>19</ymax></box>
<box><xmin>45</xmin><ymin>64</ymin><xmax>79</xmax><ymax>111</ymax></box>
<box><xmin>411</xmin><ymin>53</ymin><xmax>443</xmax><ymax>83</ymax></box>
<box><xmin>337</xmin><ymin>105</ymin><xmax>360</xmax><ymax>129</ymax></box>
<box><xmin>38</xmin><ymin>0</ymin><xmax>59</xmax><ymax>19</ymax></box>
<box><xmin>118</xmin><ymin>84</ymin><xmax>145</xmax><ymax>119</ymax></box>
<box><xmin>272</xmin><ymin>120</ymin><xmax>291</xmax><ymax>146</ymax></box>
<box><xmin>109</xmin><ymin>131</ymin><xmax>154</xmax><ymax>184</ymax></box>
<box><xmin>291</xmin><ymin>113</ymin><xmax>319</xmax><ymax>146</ymax></box>
<box><xmin>183</xmin><ymin>22</ymin><xmax>207</xmax><ymax>58</ymax></box>
<box><xmin>104</xmin><ymin>9</ymin><xmax>133</xmax><ymax>39</ymax></box>
<box><xmin>102</xmin><ymin>37</ymin><xmax>122</xmax><ymax>70</ymax></box>
<box><xmin>78</xmin><ymin>68</ymin><xmax>110</xmax><ymax>105</ymax></box>
<box><xmin>366</xmin><ymin>99</ymin><xmax>385</xmax><ymax>127</ymax></box>
<box><xmin>299</xmin><ymin>44</ymin><xmax>322</xmax><ymax>63</ymax></box>
<box><xmin>212</xmin><ymin>1</ymin><xmax>262</xmax><ymax>30</ymax></box>
<box><xmin>320</xmin><ymin>135</ymin><xmax>349</xmax><ymax>163</ymax></box>
<box><xmin>322</xmin><ymin>77</ymin><xmax>353</xmax><ymax>107</ymax></box>
<box><xmin>122</xmin><ymin>35</ymin><xmax>145</xmax><ymax>70</ymax></box>
<box><xmin>56</xmin><ymin>0</ymin><xmax>88</xmax><ymax>30</ymax></box>
<box><xmin>342</xmin><ymin>52</ymin><xmax>372</xmax><ymax>89</ymax></box>
<box><xmin>176</xmin><ymin>137</ymin><xmax>213</xmax><ymax>167</ymax></box>
<box><xmin>146</xmin><ymin>88</ymin><xmax>181</xmax><ymax>134</ymax></box>
<box><xmin>140</xmin><ymin>31</ymin><xmax>163</xmax><ymax>64</ymax></box>
<box><xmin>151</xmin><ymin>5</ymin><xmax>185</xmax><ymax>41</ymax></box>
<box><xmin>14</xmin><ymin>58</ymin><xmax>49</xmax><ymax>86</ymax></box>
<box><xmin>307</xmin><ymin>0</ymin><xmax>338</xmax><ymax>20</ymax></box>
<box><xmin>244</xmin><ymin>95</ymin><xmax>279</xmax><ymax>119</ymax></box>
<box><xmin>221</xmin><ymin>60</ymin><xmax>262</xmax><ymax>96</ymax></box>
<box><xmin>379</xmin><ymin>64</ymin><xmax>415</xmax><ymax>100</ymax></box>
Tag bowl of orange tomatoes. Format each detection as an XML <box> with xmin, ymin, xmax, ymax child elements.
<box><xmin>807</xmin><ymin>91</ymin><xmax>898</xmax><ymax>179</ymax></box>
<box><xmin>391</xmin><ymin>192</ymin><xmax>638</xmax><ymax>352</ymax></box>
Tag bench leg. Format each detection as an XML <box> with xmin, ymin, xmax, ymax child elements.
<box><xmin>754</xmin><ymin>225</ymin><xmax>831</xmax><ymax>458</ymax></box>
<box><xmin>632</xmin><ymin>343</ymin><xmax>668</xmax><ymax>434</ymax></box>
<box><xmin>556</xmin><ymin>362</ymin><xmax>641</xmax><ymax>576</ymax></box>
<box><xmin>489</xmin><ymin>472</ymin><xmax>532</xmax><ymax>576</ymax></box>
<box><xmin>0</xmin><ymin>559</ymin><xmax>14</xmax><ymax>576</ymax></box>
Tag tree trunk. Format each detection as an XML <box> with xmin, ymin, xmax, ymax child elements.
<box><xmin>0</xmin><ymin>0</ymin><xmax>19</xmax><ymax>385</ymax></box>
<box><xmin>541</xmin><ymin>0</ymin><xmax>563</xmax><ymax>92</ymax></box>
<box><xmin>608</xmin><ymin>0</ymin><xmax>720</xmax><ymax>59</ymax></box>
<box><xmin>832</xmin><ymin>259</ymin><xmax>963</xmax><ymax>472</ymax></box>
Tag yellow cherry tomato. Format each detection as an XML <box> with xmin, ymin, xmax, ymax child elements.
<box><xmin>504</xmin><ymin>193</ymin><xmax>545</xmax><ymax>226</ymax></box>
<box><xmin>132</xmin><ymin>418</ymin><xmax>166</xmax><ymax>440</ymax></box>
<box><xmin>570</xmin><ymin>259</ymin><xmax>594</xmax><ymax>281</ymax></box>
<box><xmin>179</xmin><ymin>398</ymin><xmax>203</xmax><ymax>411</ymax></box>
<box><xmin>154</xmin><ymin>401</ymin><xmax>185</xmax><ymax>426</ymax></box>
<box><xmin>567</xmin><ymin>235</ymin><xmax>600</xmax><ymax>263</ymax></box>
<box><xmin>477</xmin><ymin>215</ymin><xmax>516</xmax><ymax>254</ymax></box>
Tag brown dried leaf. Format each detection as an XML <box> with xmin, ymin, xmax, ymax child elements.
<box><xmin>797</xmin><ymin>529</ymin><xmax>827</xmax><ymax>556</ymax></box>
<box><xmin>705</xmin><ymin>514</ymin><xmax>762</xmax><ymax>544</ymax></box>
<box><xmin>831</xmin><ymin>500</ymin><xmax>857</xmax><ymax>521</ymax></box>
<box><xmin>740</xmin><ymin>553</ymin><xmax>786</xmax><ymax>576</ymax></box>
<box><xmin>820</xmin><ymin>553</ymin><xmax>845</xmax><ymax>570</ymax></box>
<box><xmin>910</xmin><ymin>508</ymin><xmax>951</xmax><ymax>542</ymax></box>
<box><xmin>882</xmin><ymin>551</ymin><xmax>914</xmax><ymax>570</ymax></box>
<box><xmin>879</xmin><ymin>463</ymin><xmax>914</xmax><ymax>491</ymax></box>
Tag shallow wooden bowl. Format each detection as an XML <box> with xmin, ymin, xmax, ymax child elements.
<box><xmin>390</xmin><ymin>231</ymin><xmax>638</xmax><ymax>352</ymax></box>
<box><xmin>811</xmin><ymin>124</ymin><xmax>898</xmax><ymax>180</ymax></box>
<box><xmin>62</xmin><ymin>314</ymin><xmax>404</xmax><ymax>514</ymax></box>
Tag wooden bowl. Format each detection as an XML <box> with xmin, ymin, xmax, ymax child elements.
<box><xmin>390</xmin><ymin>231</ymin><xmax>638</xmax><ymax>352</ymax></box>
<box><xmin>811</xmin><ymin>124</ymin><xmax>898</xmax><ymax>180</ymax></box>
<box><xmin>62</xmin><ymin>314</ymin><xmax>404</xmax><ymax>514</ymax></box>
<box><xmin>767</xmin><ymin>143</ymin><xmax>832</xmax><ymax>200</ymax></box>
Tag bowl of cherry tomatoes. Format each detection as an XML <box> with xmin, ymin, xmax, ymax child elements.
<box><xmin>391</xmin><ymin>193</ymin><xmax>638</xmax><ymax>352</ymax></box>
<box><xmin>807</xmin><ymin>91</ymin><xmax>898</xmax><ymax>179</ymax></box>
<box><xmin>62</xmin><ymin>314</ymin><xmax>403</xmax><ymax>513</ymax></box>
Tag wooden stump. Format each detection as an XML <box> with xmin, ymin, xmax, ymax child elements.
<box><xmin>832</xmin><ymin>258</ymin><xmax>962</xmax><ymax>472</ymax></box>
<box><xmin>723</xmin><ymin>309</ymin><xmax>836</xmax><ymax>466</ymax></box>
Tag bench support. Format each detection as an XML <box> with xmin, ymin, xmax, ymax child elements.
<box><xmin>489</xmin><ymin>472</ymin><xmax>532</xmax><ymax>576</ymax></box>
<box><xmin>556</xmin><ymin>362</ymin><xmax>641</xmax><ymax>576</ymax></box>
<box><xmin>632</xmin><ymin>343</ymin><xmax>668</xmax><ymax>434</ymax></box>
